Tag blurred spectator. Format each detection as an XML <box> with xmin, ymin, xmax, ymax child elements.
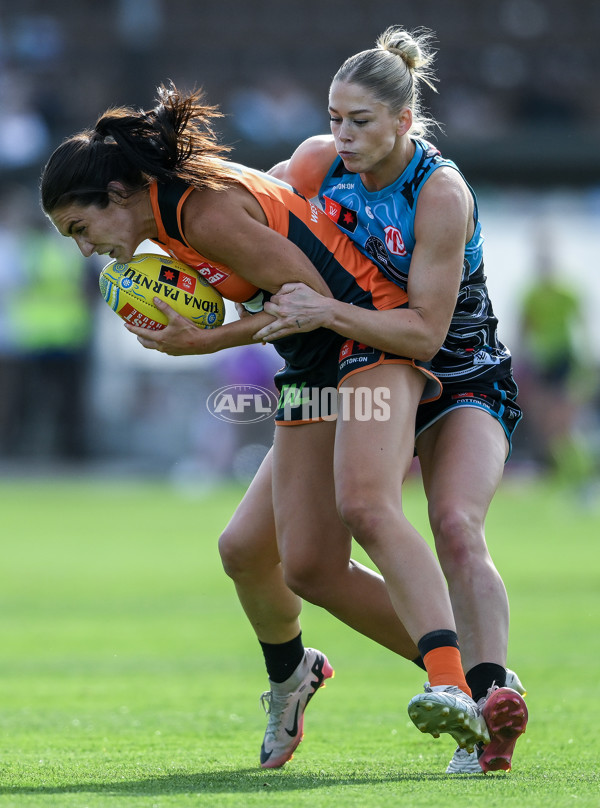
<box><xmin>115</xmin><ymin>0</ymin><xmax>162</xmax><ymax>45</ymax></box>
<box><xmin>227</xmin><ymin>73</ymin><xmax>324</xmax><ymax>147</ymax></box>
<box><xmin>0</xmin><ymin>71</ymin><xmax>50</xmax><ymax>171</ymax></box>
<box><xmin>517</xmin><ymin>234</ymin><xmax>596</xmax><ymax>488</ymax></box>
<box><xmin>0</xmin><ymin>188</ymin><xmax>97</xmax><ymax>461</ymax></box>
<box><xmin>8</xmin><ymin>13</ymin><xmax>65</xmax><ymax>63</ymax></box>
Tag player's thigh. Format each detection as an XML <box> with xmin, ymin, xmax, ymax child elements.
<box><xmin>219</xmin><ymin>446</ymin><xmax>279</xmax><ymax>571</ymax></box>
<box><xmin>416</xmin><ymin>407</ymin><xmax>508</xmax><ymax>520</ymax></box>
<box><xmin>334</xmin><ymin>364</ymin><xmax>423</xmax><ymax>503</ymax></box>
<box><xmin>272</xmin><ymin>420</ymin><xmax>351</xmax><ymax>572</ymax></box>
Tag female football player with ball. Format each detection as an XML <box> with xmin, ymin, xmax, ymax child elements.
<box><xmin>219</xmin><ymin>25</ymin><xmax>528</xmax><ymax>775</ymax></box>
<box><xmin>40</xmin><ymin>26</ymin><xmax>525</xmax><ymax>776</ymax></box>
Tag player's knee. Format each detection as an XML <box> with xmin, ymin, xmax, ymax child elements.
<box><xmin>431</xmin><ymin>506</ymin><xmax>485</xmax><ymax>569</ymax></box>
<box><xmin>218</xmin><ymin>524</ymin><xmax>253</xmax><ymax>579</ymax></box>
<box><xmin>336</xmin><ymin>494</ymin><xmax>390</xmax><ymax>551</ymax></box>
<box><xmin>281</xmin><ymin>556</ymin><xmax>331</xmax><ymax>605</ymax></box>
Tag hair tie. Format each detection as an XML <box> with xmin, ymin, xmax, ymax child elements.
<box><xmin>93</xmin><ymin>128</ymin><xmax>116</xmax><ymax>144</ymax></box>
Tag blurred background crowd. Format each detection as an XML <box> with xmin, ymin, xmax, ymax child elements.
<box><xmin>0</xmin><ymin>0</ymin><xmax>599</xmax><ymax>495</ymax></box>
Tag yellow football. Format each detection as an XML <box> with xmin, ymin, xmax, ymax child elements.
<box><xmin>99</xmin><ymin>253</ymin><xmax>226</xmax><ymax>330</ymax></box>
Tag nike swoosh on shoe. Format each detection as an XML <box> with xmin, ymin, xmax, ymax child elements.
<box><xmin>260</xmin><ymin>742</ymin><xmax>274</xmax><ymax>764</ymax></box>
<box><xmin>285</xmin><ymin>700</ymin><xmax>301</xmax><ymax>737</ymax></box>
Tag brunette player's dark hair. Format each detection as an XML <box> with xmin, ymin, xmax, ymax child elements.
<box><xmin>41</xmin><ymin>82</ymin><xmax>235</xmax><ymax>213</ymax></box>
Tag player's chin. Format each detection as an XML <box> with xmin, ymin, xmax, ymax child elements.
<box><xmin>338</xmin><ymin>151</ymin><xmax>360</xmax><ymax>167</ymax></box>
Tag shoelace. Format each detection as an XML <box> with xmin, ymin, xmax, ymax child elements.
<box><xmin>260</xmin><ymin>691</ymin><xmax>272</xmax><ymax>715</ymax></box>
<box><xmin>260</xmin><ymin>689</ymin><xmax>293</xmax><ymax>733</ymax></box>
<box><xmin>421</xmin><ymin>683</ymin><xmax>479</xmax><ymax>713</ymax></box>
<box><xmin>477</xmin><ymin>683</ymin><xmax>499</xmax><ymax>711</ymax></box>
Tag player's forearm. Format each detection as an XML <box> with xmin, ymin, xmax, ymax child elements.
<box><xmin>203</xmin><ymin>310</ymin><xmax>275</xmax><ymax>353</ymax></box>
<box><xmin>326</xmin><ymin>299</ymin><xmax>444</xmax><ymax>361</ymax></box>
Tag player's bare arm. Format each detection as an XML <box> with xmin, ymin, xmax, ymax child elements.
<box><xmin>402</xmin><ymin>166</ymin><xmax>470</xmax><ymax>354</ymax></box>
<box><xmin>125</xmin><ymin>298</ymin><xmax>275</xmax><ymax>355</ymax></box>
<box><xmin>181</xmin><ymin>186</ymin><xmax>333</xmax><ymax>298</ymax></box>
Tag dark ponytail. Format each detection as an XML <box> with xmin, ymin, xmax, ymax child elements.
<box><xmin>41</xmin><ymin>81</ymin><xmax>234</xmax><ymax>215</ymax></box>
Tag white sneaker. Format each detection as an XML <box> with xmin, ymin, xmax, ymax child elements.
<box><xmin>446</xmin><ymin>745</ymin><xmax>484</xmax><ymax>774</ymax></box>
<box><xmin>505</xmin><ymin>668</ymin><xmax>527</xmax><ymax>696</ymax></box>
<box><xmin>446</xmin><ymin>668</ymin><xmax>527</xmax><ymax>773</ymax></box>
<box><xmin>259</xmin><ymin>648</ymin><xmax>334</xmax><ymax>769</ymax></box>
<box><xmin>408</xmin><ymin>684</ymin><xmax>490</xmax><ymax>753</ymax></box>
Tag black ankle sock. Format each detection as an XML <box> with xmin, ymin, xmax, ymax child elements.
<box><xmin>412</xmin><ymin>655</ymin><xmax>427</xmax><ymax>671</ymax></box>
<box><xmin>466</xmin><ymin>662</ymin><xmax>507</xmax><ymax>703</ymax></box>
<box><xmin>417</xmin><ymin>629</ymin><xmax>460</xmax><ymax>657</ymax></box>
<box><xmin>259</xmin><ymin>632</ymin><xmax>305</xmax><ymax>683</ymax></box>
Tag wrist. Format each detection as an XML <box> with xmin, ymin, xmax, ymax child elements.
<box><xmin>207</xmin><ymin>318</ymin><xmax>257</xmax><ymax>352</ymax></box>
<box><xmin>327</xmin><ymin>299</ymin><xmax>350</xmax><ymax>333</ymax></box>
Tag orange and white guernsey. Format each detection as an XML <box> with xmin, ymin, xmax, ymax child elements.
<box><xmin>148</xmin><ymin>161</ymin><xmax>408</xmax><ymax>311</ymax></box>
<box><xmin>148</xmin><ymin>161</ymin><xmax>440</xmax><ymax>406</ymax></box>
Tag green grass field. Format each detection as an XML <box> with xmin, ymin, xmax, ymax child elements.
<box><xmin>0</xmin><ymin>472</ymin><xmax>598</xmax><ymax>807</ymax></box>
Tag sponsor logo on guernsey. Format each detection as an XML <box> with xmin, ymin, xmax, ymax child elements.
<box><xmin>195</xmin><ymin>261</ymin><xmax>228</xmax><ymax>286</ymax></box>
<box><xmin>323</xmin><ymin>196</ymin><xmax>358</xmax><ymax>232</ymax></box>
<box><xmin>325</xmin><ymin>197</ymin><xmax>341</xmax><ymax>220</ymax></box>
<box><xmin>384</xmin><ymin>225</ymin><xmax>407</xmax><ymax>256</ymax></box>
<box><xmin>473</xmin><ymin>350</ymin><xmax>502</xmax><ymax>365</ymax></box>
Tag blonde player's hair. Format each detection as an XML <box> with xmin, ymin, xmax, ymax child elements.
<box><xmin>332</xmin><ymin>25</ymin><xmax>440</xmax><ymax>138</ymax></box>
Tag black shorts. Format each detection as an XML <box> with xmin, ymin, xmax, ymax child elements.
<box><xmin>274</xmin><ymin>338</ymin><xmax>442</xmax><ymax>425</ymax></box>
<box><xmin>272</xmin><ymin>327</ymin><xmax>343</xmax><ymax>424</ymax></box>
<box><xmin>273</xmin><ymin>359</ymin><xmax>339</xmax><ymax>425</ymax></box>
<box><xmin>415</xmin><ymin>374</ymin><xmax>522</xmax><ymax>459</ymax></box>
<box><xmin>337</xmin><ymin>339</ymin><xmax>441</xmax><ymax>403</ymax></box>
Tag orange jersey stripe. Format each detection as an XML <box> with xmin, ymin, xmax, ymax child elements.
<box><xmin>225</xmin><ymin>163</ymin><xmax>408</xmax><ymax>311</ymax></box>
<box><xmin>149</xmin><ymin>166</ymin><xmax>408</xmax><ymax>312</ymax></box>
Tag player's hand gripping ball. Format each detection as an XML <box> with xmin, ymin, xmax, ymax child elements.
<box><xmin>99</xmin><ymin>253</ymin><xmax>226</xmax><ymax>331</ymax></box>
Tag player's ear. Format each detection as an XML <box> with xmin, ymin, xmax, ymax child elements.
<box><xmin>397</xmin><ymin>107</ymin><xmax>412</xmax><ymax>136</ymax></box>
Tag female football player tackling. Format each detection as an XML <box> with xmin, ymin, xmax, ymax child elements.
<box><xmin>40</xmin><ymin>29</ymin><xmax>525</xmax><ymax>774</ymax></box>
<box><xmin>245</xmin><ymin>25</ymin><xmax>529</xmax><ymax>774</ymax></box>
